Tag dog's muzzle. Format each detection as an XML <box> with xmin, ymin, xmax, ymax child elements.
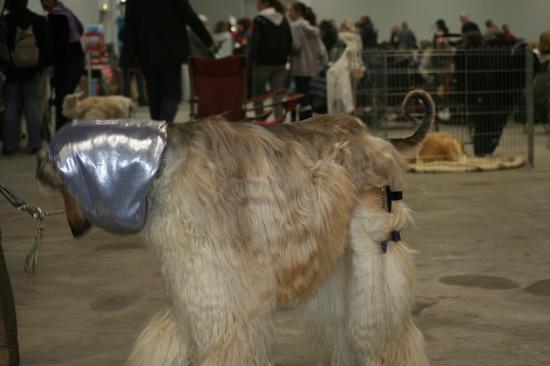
<box><xmin>48</xmin><ymin>120</ymin><xmax>168</xmax><ymax>235</ymax></box>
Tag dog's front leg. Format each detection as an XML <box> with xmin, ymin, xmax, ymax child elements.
<box><xmin>163</xmin><ymin>242</ymin><xmax>277</xmax><ymax>366</ymax></box>
<box><xmin>127</xmin><ymin>308</ymin><xmax>191</xmax><ymax>366</ymax></box>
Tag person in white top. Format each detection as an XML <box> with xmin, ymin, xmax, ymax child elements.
<box><xmin>212</xmin><ymin>21</ymin><xmax>234</xmax><ymax>59</ymax></box>
<box><xmin>288</xmin><ymin>2</ymin><xmax>326</xmax><ymax>120</ymax></box>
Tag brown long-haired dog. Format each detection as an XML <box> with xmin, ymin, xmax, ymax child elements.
<box><xmin>62</xmin><ymin>92</ymin><xmax>135</xmax><ymax>121</ymax></box>
<box><xmin>414</xmin><ymin>132</ymin><xmax>465</xmax><ymax>163</ymax></box>
<box><xmin>37</xmin><ymin>90</ymin><xmax>434</xmax><ymax>366</ymax></box>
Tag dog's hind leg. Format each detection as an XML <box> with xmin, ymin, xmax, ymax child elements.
<box><xmin>378</xmin><ymin>245</ymin><xmax>429</xmax><ymax>366</ymax></box>
<box><xmin>380</xmin><ymin>319</ymin><xmax>429</xmax><ymax>366</ymax></box>
<box><xmin>297</xmin><ymin>255</ymin><xmax>358</xmax><ymax>366</ymax></box>
<box><xmin>345</xmin><ymin>192</ymin><xmax>396</xmax><ymax>365</ymax></box>
<box><xmin>347</xmin><ymin>228</ymin><xmax>387</xmax><ymax>366</ymax></box>
<box><xmin>347</xmin><ymin>195</ymin><xmax>429</xmax><ymax>366</ymax></box>
<box><xmin>127</xmin><ymin>308</ymin><xmax>191</xmax><ymax>366</ymax></box>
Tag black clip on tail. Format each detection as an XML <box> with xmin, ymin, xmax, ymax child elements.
<box><xmin>381</xmin><ymin>186</ymin><xmax>403</xmax><ymax>254</ymax></box>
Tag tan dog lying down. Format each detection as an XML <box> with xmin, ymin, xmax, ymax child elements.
<box><xmin>38</xmin><ymin>90</ymin><xmax>434</xmax><ymax>366</ymax></box>
<box><xmin>63</xmin><ymin>93</ymin><xmax>134</xmax><ymax>120</ymax></box>
<box><xmin>414</xmin><ymin>131</ymin><xmax>466</xmax><ymax>163</ymax></box>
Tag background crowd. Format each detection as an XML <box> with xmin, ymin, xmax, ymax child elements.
<box><xmin>1</xmin><ymin>0</ymin><xmax>84</xmax><ymax>155</ymax></box>
<box><xmin>126</xmin><ymin>0</ymin><xmax>549</xmax><ymax>157</ymax></box>
<box><xmin>0</xmin><ymin>0</ymin><xmax>549</xmax><ymax>158</ymax></box>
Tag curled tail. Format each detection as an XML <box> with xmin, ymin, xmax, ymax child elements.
<box><xmin>390</xmin><ymin>90</ymin><xmax>435</xmax><ymax>156</ymax></box>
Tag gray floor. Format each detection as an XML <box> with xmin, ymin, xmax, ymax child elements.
<box><xmin>0</xmin><ymin>125</ymin><xmax>549</xmax><ymax>366</ymax></box>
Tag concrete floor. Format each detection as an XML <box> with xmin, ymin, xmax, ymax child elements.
<box><xmin>0</xmin><ymin>125</ymin><xmax>549</xmax><ymax>366</ymax></box>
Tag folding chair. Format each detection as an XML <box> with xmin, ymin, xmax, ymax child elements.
<box><xmin>188</xmin><ymin>56</ymin><xmax>301</xmax><ymax>126</ymax></box>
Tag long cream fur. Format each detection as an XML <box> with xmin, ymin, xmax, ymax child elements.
<box><xmin>37</xmin><ymin>91</ymin><xmax>434</xmax><ymax>366</ymax></box>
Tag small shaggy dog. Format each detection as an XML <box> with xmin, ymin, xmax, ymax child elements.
<box><xmin>37</xmin><ymin>90</ymin><xmax>434</xmax><ymax>366</ymax></box>
<box><xmin>415</xmin><ymin>131</ymin><xmax>465</xmax><ymax>163</ymax></box>
<box><xmin>62</xmin><ymin>92</ymin><xmax>134</xmax><ymax>120</ymax></box>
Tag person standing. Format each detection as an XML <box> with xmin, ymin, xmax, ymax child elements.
<box><xmin>357</xmin><ymin>14</ymin><xmax>378</xmax><ymax>49</ymax></box>
<box><xmin>435</xmin><ymin>19</ymin><xmax>450</xmax><ymax>36</ymax></box>
<box><xmin>233</xmin><ymin>17</ymin><xmax>251</xmax><ymax>56</ymax></box>
<box><xmin>0</xmin><ymin>0</ymin><xmax>21</xmax><ymax>362</ymax></box>
<box><xmin>338</xmin><ymin>18</ymin><xmax>364</xmax><ymax>78</ymax></box>
<box><xmin>213</xmin><ymin>21</ymin><xmax>234</xmax><ymax>59</ymax></box>
<box><xmin>397</xmin><ymin>22</ymin><xmax>417</xmax><ymax>50</ymax></box>
<box><xmin>122</xmin><ymin>0</ymin><xmax>213</xmax><ymax>123</ymax></box>
<box><xmin>40</xmin><ymin>0</ymin><xmax>84</xmax><ymax>131</ymax></box>
<box><xmin>389</xmin><ymin>25</ymin><xmax>400</xmax><ymax>49</ymax></box>
<box><xmin>459</xmin><ymin>12</ymin><xmax>480</xmax><ymax>34</ymax></box>
<box><xmin>502</xmin><ymin>24</ymin><xmax>517</xmax><ymax>43</ymax></box>
<box><xmin>420</xmin><ymin>31</ymin><xmax>454</xmax><ymax>120</ymax></box>
<box><xmin>248</xmin><ymin>0</ymin><xmax>292</xmax><ymax>121</ymax></box>
<box><xmin>534</xmin><ymin>31</ymin><xmax>550</xmax><ymax>125</ymax></box>
<box><xmin>455</xmin><ymin>31</ymin><xmax>518</xmax><ymax>156</ymax></box>
<box><xmin>319</xmin><ymin>20</ymin><xmax>338</xmax><ymax>56</ymax></box>
<box><xmin>118</xmin><ymin>21</ymin><xmax>147</xmax><ymax>106</ymax></box>
<box><xmin>3</xmin><ymin>0</ymin><xmax>52</xmax><ymax>155</ymax></box>
<box><xmin>289</xmin><ymin>2</ymin><xmax>326</xmax><ymax>120</ymax></box>
<box><xmin>484</xmin><ymin>19</ymin><xmax>500</xmax><ymax>41</ymax></box>
<box><xmin>339</xmin><ymin>19</ymin><xmax>362</xmax><ymax>53</ymax></box>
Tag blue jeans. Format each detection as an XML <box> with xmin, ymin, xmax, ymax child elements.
<box><xmin>2</xmin><ymin>75</ymin><xmax>42</xmax><ymax>152</ymax></box>
<box><xmin>252</xmin><ymin>65</ymin><xmax>286</xmax><ymax>120</ymax></box>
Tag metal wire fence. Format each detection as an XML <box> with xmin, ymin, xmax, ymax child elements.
<box><xmin>352</xmin><ymin>47</ymin><xmax>537</xmax><ymax>168</ymax></box>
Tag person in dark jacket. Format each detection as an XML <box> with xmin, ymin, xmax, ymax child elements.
<box><xmin>455</xmin><ymin>32</ymin><xmax>522</xmax><ymax>156</ymax></box>
<box><xmin>0</xmin><ymin>1</ymin><xmax>9</xmax><ymax>146</ymax></box>
<box><xmin>118</xmin><ymin>23</ymin><xmax>147</xmax><ymax>106</ymax></box>
<box><xmin>234</xmin><ymin>17</ymin><xmax>252</xmax><ymax>56</ymax></box>
<box><xmin>249</xmin><ymin>0</ymin><xmax>292</xmax><ymax>121</ymax></box>
<box><xmin>187</xmin><ymin>14</ymin><xmax>214</xmax><ymax>59</ymax></box>
<box><xmin>534</xmin><ymin>31</ymin><xmax>550</xmax><ymax>124</ymax></box>
<box><xmin>40</xmin><ymin>0</ymin><xmax>84</xmax><ymax>131</ymax></box>
<box><xmin>0</xmin><ymin>2</ymin><xmax>8</xmax><ymax>77</ymax></box>
<box><xmin>122</xmin><ymin>0</ymin><xmax>213</xmax><ymax>123</ymax></box>
<box><xmin>0</xmin><ymin>1</ymin><xmax>21</xmax><ymax>362</ymax></box>
<box><xmin>3</xmin><ymin>0</ymin><xmax>52</xmax><ymax>155</ymax></box>
<box><xmin>357</xmin><ymin>14</ymin><xmax>377</xmax><ymax>49</ymax></box>
<box><xmin>319</xmin><ymin>20</ymin><xmax>338</xmax><ymax>55</ymax></box>
<box><xmin>397</xmin><ymin>22</ymin><xmax>417</xmax><ymax>50</ymax></box>
<box><xmin>435</xmin><ymin>19</ymin><xmax>450</xmax><ymax>36</ymax></box>
<box><xmin>459</xmin><ymin>12</ymin><xmax>480</xmax><ymax>35</ymax></box>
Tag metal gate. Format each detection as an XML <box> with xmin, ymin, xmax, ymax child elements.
<box><xmin>354</xmin><ymin>47</ymin><xmax>535</xmax><ymax>167</ymax></box>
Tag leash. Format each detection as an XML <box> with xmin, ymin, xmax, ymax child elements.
<box><xmin>380</xmin><ymin>186</ymin><xmax>403</xmax><ymax>254</ymax></box>
<box><xmin>0</xmin><ymin>183</ymin><xmax>64</xmax><ymax>273</ymax></box>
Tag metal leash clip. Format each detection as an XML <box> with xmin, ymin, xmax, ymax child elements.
<box><xmin>18</xmin><ymin>204</ymin><xmax>46</xmax><ymax>273</ymax></box>
<box><xmin>1</xmin><ymin>183</ymin><xmax>64</xmax><ymax>273</ymax></box>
